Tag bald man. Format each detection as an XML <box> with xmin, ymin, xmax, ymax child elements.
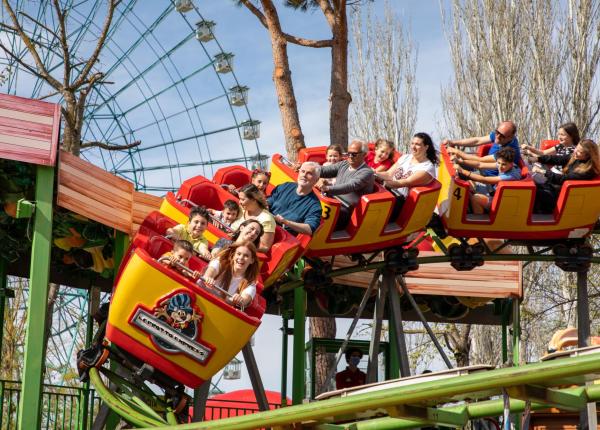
<box><xmin>443</xmin><ymin>120</ymin><xmax>521</xmax><ymax>176</ymax></box>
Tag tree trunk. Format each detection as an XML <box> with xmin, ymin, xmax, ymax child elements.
<box><xmin>329</xmin><ymin>3</ymin><xmax>351</xmax><ymax>150</ymax></box>
<box><xmin>444</xmin><ymin>323</ymin><xmax>471</xmax><ymax>367</ymax></box>
<box><xmin>309</xmin><ymin>316</ymin><xmax>336</xmax><ymax>396</ymax></box>
<box><xmin>261</xmin><ymin>0</ymin><xmax>305</xmax><ymax>160</ymax></box>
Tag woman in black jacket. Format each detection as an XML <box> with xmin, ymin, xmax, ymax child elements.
<box><xmin>530</xmin><ymin>139</ymin><xmax>600</xmax><ymax>213</ymax></box>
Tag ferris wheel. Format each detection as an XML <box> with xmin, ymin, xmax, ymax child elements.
<box><xmin>0</xmin><ymin>0</ymin><xmax>264</xmax><ymax>386</ymax></box>
<box><xmin>0</xmin><ymin>0</ymin><xmax>264</xmax><ymax>193</ymax></box>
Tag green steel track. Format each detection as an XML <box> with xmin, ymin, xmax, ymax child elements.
<box><xmin>111</xmin><ymin>350</ymin><xmax>600</xmax><ymax>429</ymax></box>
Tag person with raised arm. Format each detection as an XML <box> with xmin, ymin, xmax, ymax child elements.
<box><xmin>444</xmin><ymin>120</ymin><xmax>521</xmax><ymax>177</ymax></box>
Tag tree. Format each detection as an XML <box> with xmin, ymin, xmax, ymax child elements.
<box><xmin>0</xmin><ymin>0</ymin><xmax>139</xmax><ymax>155</ymax></box>
<box><xmin>441</xmin><ymin>0</ymin><xmax>600</xmax><ymax>365</ymax></box>
<box><xmin>0</xmin><ymin>0</ymin><xmax>139</xmax><ymax>384</ymax></box>
<box><xmin>237</xmin><ymin>0</ymin><xmax>363</xmax><ymax>396</ymax></box>
<box><xmin>237</xmin><ymin>0</ymin><xmax>364</xmax><ymax>155</ymax></box>
<box><xmin>349</xmin><ymin>0</ymin><xmax>418</xmax><ymax>151</ymax></box>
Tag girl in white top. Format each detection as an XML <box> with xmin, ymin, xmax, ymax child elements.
<box><xmin>203</xmin><ymin>242</ymin><xmax>259</xmax><ymax>308</ymax></box>
<box><xmin>374</xmin><ymin>132</ymin><xmax>438</xmax><ymax>221</ymax></box>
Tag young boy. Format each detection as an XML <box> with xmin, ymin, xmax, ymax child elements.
<box><xmin>166</xmin><ymin>206</ymin><xmax>212</xmax><ymax>260</ymax></box>
<box><xmin>208</xmin><ymin>199</ymin><xmax>240</xmax><ymax>227</ymax></box>
<box><xmin>159</xmin><ymin>239</ymin><xmax>201</xmax><ymax>280</ymax></box>
<box><xmin>454</xmin><ymin>147</ymin><xmax>521</xmax><ymax>214</ymax></box>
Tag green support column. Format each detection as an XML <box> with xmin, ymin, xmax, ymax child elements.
<box><xmin>17</xmin><ymin>165</ymin><xmax>55</xmax><ymax>430</ymax></box>
<box><xmin>512</xmin><ymin>298</ymin><xmax>520</xmax><ymax>366</ymax></box>
<box><xmin>281</xmin><ymin>313</ymin><xmax>289</xmax><ymax>407</ymax></box>
<box><xmin>292</xmin><ymin>287</ymin><xmax>306</xmax><ymax>405</ymax></box>
<box><xmin>0</xmin><ymin>258</ymin><xmax>7</xmax><ymax>361</ymax></box>
<box><xmin>105</xmin><ymin>230</ymin><xmax>130</xmax><ymax>430</ymax></box>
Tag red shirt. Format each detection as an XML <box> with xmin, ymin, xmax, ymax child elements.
<box><xmin>365</xmin><ymin>151</ymin><xmax>394</xmax><ymax>171</ymax></box>
<box><xmin>335</xmin><ymin>367</ymin><xmax>366</xmax><ymax>389</ymax></box>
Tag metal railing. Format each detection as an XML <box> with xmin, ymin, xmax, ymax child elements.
<box><xmin>204</xmin><ymin>398</ymin><xmax>283</xmax><ymax>421</ymax></box>
<box><xmin>0</xmin><ymin>380</ymin><xmax>101</xmax><ymax>430</ymax></box>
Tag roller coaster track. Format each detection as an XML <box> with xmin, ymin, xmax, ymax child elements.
<box><xmin>127</xmin><ymin>349</ymin><xmax>600</xmax><ymax>429</ymax></box>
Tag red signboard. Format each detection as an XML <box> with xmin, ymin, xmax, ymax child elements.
<box><xmin>0</xmin><ymin>93</ymin><xmax>61</xmax><ymax>166</ymax></box>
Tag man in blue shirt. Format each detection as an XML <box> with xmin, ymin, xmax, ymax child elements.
<box><xmin>268</xmin><ymin>161</ymin><xmax>322</xmax><ymax>235</ymax></box>
<box><xmin>443</xmin><ymin>120</ymin><xmax>521</xmax><ymax>176</ymax></box>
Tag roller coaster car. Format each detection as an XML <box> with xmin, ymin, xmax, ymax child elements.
<box><xmin>437</xmin><ymin>143</ymin><xmax>600</xmax><ymax>240</ymax></box>
<box><xmin>159</xmin><ymin>177</ymin><xmax>304</xmax><ymax>287</ymax></box>
<box><xmin>270</xmin><ymin>150</ymin><xmax>441</xmax><ymax>257</ymax></box>
<box><xmin>296</xmin><ymin>142</ymin><xmax>400</xmax><ymax>165</ymax></box>
<box><xmin>106</xmin><ymin>230</ymin><xmax>265</xmax><ymax>389</ymax></box>
<box><xmin>212</xmin><ymin>165</ymin><xmax>275</xmax><ymax>195</ymax></box>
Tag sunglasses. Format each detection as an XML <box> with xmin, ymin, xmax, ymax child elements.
<box><xmin>346</xmin><ymin>151</ymin><xmax>363</xmax><ymax>158</ymax></box>
<box><xmin>495</xmin><ymin>129</ymin><xmax>511</xmax><ymax>139</ymax></box>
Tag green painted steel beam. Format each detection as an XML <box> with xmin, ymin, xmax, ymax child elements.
<box><xmin>0</xmin><ymin>258</ymin><xmax>7</xmax><ymax>363</ymax></box>
<box><xmin>352</xmin><ymin>384</ymin><xmax>600</xmax><ymax>429</ymax></box>
<box><xmin>136</xmin><ymin>352</ymin><xmax>600</xmax><ymax>430</ymax></box>
<box><xmin>88</xmin><ymin>368</ymin><xmax>165</xmax><ymax>428</ymax></box>
<box><xmin>292</xmin><ymin>287</ymin><xmax>306</xmax><ymax>405</ymax></box>
<box><xmin>386</xmin><ymin>404</ymin><xmax>468</xmax><ymax>426</ymax></box>
<box><xmin>17</xmin><ymin>165</ymin><xmax>55</xmax><ymax>430</ymax></box>
<box><xmin>507</xmin><ymin>384</ymin><xmax>587</xmax><ymax>410</ymax></box>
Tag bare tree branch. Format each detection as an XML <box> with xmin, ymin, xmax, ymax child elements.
<box><xmin>239</xmin><ymin>0</ymin><xmax>332</xmax><ymax>47</ymax></box>
<box><xmin>80</xmin><ymin>140</ymin><xmax>141</xmax><ymax>151</ymax></box>
<box><xmin>1</xmin><ymin>0</ymin><xmax>61</xmax><ymax>89</ymax></box>
<box><xmin>52</xmin><ymin>0</ymin><xmax>71</xmax><ymax>87</ymax></box>
<box><xmin>72</xmin><ymin>0</ymin><xmax>119</xmax><ymax>88</ymax></box>
<box><xmin>18</xmin><ymin>10</ymin><xmax>60</xmax><ymax>42</ymax></box>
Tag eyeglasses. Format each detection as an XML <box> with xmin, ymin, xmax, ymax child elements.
<box><xmin>346</xmin><ymin>151</ymin><xmax>363</xmax><ymax>158</ymax></box>
<box><xmin>495</xmin><ymin>129</ymin><xmax>511</xmax><ymax>139</ymax></box>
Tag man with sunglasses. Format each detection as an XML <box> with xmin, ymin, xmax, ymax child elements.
<box><xmin>319</xmin><ymin>140</ymin><xmax>374</xmax><ymax>230</ymax></box>
<box><xmin>443</xmin><ymin>120</ymin><xmax>521</xmax><ymax>176</ymax></box>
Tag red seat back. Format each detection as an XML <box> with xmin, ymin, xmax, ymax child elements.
<box><xmin>188</xmin><ymin>183</ymin><xmax>228</xmax><ymax>210</ymax></box>
<box><xmin>213</xmin><ymin>165</ymin><xmax>252</xmax><ymax>188</ymax></box>
<box><xmin>541</xmin><ymin>139</ymin><xmax>559</xmax><ymax>151</ymax></box>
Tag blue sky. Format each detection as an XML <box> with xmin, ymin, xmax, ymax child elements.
<box><xmin>197</xmin><ymin>1</ymin><xmax>453</xmax><ymax>395</ymax></box>
<box><xmin>202</xmin><ymin>1</ymin><xmax>452</xmax><ymax>156</ymax></box>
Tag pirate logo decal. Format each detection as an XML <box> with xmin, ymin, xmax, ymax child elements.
<box><xmin>131</xmin><ymin>291</ymin><xmax>214</xmax><ymax>364</ymax></box>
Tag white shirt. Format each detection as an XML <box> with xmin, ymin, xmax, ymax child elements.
<box><xmin>390</xmin><ymin>154</ymin><xmax>436</xmax><ymax>197</ymax></box>
<box><xmin>207</xmin><ymin>259</ymin><xmax>256</xmax><ymax>298</ymax></box>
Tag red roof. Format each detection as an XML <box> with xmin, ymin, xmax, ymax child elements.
<box><xmin>192</xmin><ymin>389</ymin><xmax>290</xmax><ymax>421</ymax></box>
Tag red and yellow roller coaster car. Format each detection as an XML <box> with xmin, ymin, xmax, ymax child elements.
<box><xmin>159</xmin><ymin>176</ymin><xmax>303</xmax><ymax>287</ymax></box>
<box><xmin>269</xmin><ymin>147</ymin><xmax>442</xmax><ymax>257</ymax></box>
<box><xmin>106</xmin><ymin>226</ymin><xmax>265</xmax><ymax>388</ymax></box>
<box><xmin>212</xmin><ymin>164</ymin><xmax>275</xmax><ymax>196</ymax></box>
<box><xmin>437</xmin><ymin>142</ymin><xmax>600</xmax><ymax>240</ymax></box>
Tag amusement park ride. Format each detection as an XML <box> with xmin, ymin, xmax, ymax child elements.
<box><xmin>2</xmin><ymin>89</ymin><xmax>600</xmax><ymax>429</ymax></box>
<box><xmin>1</xmin><ymin>2</ymin><xmax>600</xmax><ymax>429</ymax></box>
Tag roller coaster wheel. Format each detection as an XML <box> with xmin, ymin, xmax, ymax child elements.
<box><xmin>426</xmin><ymin>213</ymin><xmax>448</xmax><ymax>239</ymax></box>
<box><xmin>384</xmin><ymin>247</ymin><xmax>419</xmax><ymax>274</ymax></box>
<box><xmin>303</xmin><ymin>265</ymin><xmax>333</xmax><ymax>290</ymax></box>
<box><xmin>553</xmin><ymin>243</ymin><xmax>593</xmax><ymax>272</ymax></box>
<box><xmin>77</xmin><ymin>341</ymin><xmax>110</xmax><ymax>382</ymax></box>
<box><xmin>448</xmin><ymin>243</ymin><xmax>485</xmax><ymax>271</ymax></box>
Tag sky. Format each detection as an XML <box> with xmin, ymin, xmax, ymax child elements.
<box><xmin>200</xmin><ymin>1</ymin><xmax>453</xmax><ymax>157</ymax></box>
<box><xmin>194</xmin><ymin>1</ymin><xmax>454</xmax><ymax>396</ymax></box>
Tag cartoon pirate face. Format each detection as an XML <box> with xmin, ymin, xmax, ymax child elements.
<box><xmin>167</xmin><ymin>293</ymin><xmax>195</xmax><ymax>326</ymax></box>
